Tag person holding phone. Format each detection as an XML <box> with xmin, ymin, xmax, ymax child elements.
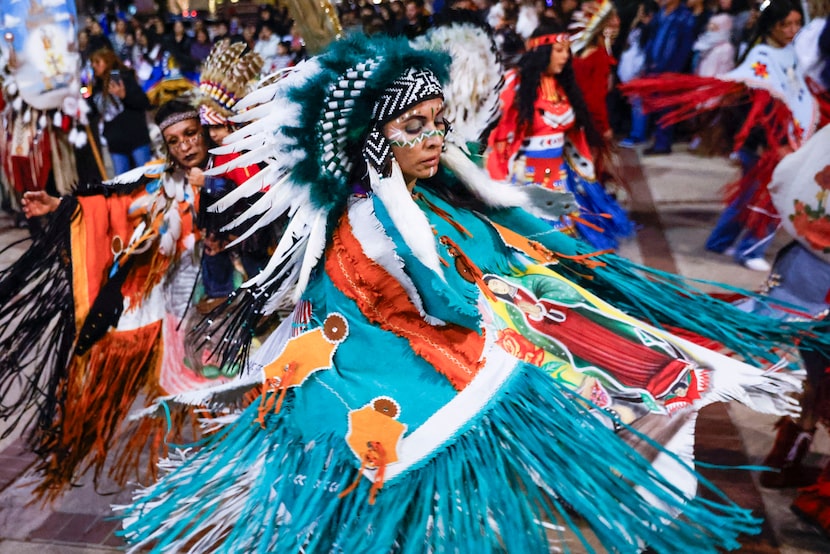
<box><xmin>89</xmin><ymin>47</ymin><xmax>153</xmax><ymax>176</ymax></box>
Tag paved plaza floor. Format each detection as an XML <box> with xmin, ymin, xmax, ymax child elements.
<box><xmin>0</xmin><ymin>144</ymin><xmax>828</xmax><ymax>552</ymax></box>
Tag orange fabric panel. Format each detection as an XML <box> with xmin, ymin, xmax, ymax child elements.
<box><xmin>326</xmin><ymin>213</ymin><xmax>485</xmax><ymax>390</ymax></box>
<box><xmin>73</xmin><ymin>196</ymin><xmax>116</xmax><ymax>326</ymax></box>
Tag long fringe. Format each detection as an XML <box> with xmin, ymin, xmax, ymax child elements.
<box><xmin>0</xmin><ymin>199</ymin><xmax>77</xmax><ymax>447</ymax></box>
<box><xmin>32</xmin><ymin>322</ymin><xmax>163</xmax><ymax>502</ymax></box>
<box><xmin>117</xmin><ymin>365</ymin><xmax>758</xmax><ymax>553</ymax></box>
<box><xmin>619</xmin><ymin>75</ymin><xmax>794</xmax><ymax>237</ymax></box>
<box><xmin>491</xmin><ymin>209</ymin><xmax>830</xmax><ymax>364</ymax></box>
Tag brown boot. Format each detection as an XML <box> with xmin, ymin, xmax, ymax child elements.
<box><xmin>759</xmin><ymin>417</ymin><xmax>815</xmax><ymax>488</ymax></box>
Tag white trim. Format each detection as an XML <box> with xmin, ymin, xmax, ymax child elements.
<box><xmin>377</xmin><ymin>339</ymin><xmax>520</xmax><ymax>483</ymax></box>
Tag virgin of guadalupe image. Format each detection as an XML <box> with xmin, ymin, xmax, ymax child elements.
<box><xmin>482</xmin><ymin>273</ymin><xmax>708</xmax><ymax>420</ymax></box>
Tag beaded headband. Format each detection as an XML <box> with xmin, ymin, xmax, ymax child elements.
<box><xmin>527</xmin><ymin>33</ymin><xmax>570</xmax><ymax>50</ymax></box>
<box><xmin>365</xmin><ymin>67</ymin><xmax>444</xmax><ymax>175</ymax></box>
<box><xmin>158</xmin><ymin>110</ymin><xmax>199</xmax><ymax>132</ymax></box>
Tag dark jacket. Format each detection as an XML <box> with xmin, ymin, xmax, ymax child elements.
<box><xmin>645</xmin><ymin>4</ymin><xmax>696</xmax><ymax>74</ymax></box>
<box><xmin>90</xmin><ymin>72</ymin><xmax>152</xmax><ymax>154</ymax></box>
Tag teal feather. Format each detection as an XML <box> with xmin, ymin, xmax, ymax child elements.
<box><xmin>280</xmin><ymin>35</ymin><xmax>451</xmax><ymax>213</ymax></box>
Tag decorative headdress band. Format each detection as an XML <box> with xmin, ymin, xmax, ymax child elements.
<box><xmin>365</xmin><ymin>67</ymin><xmax>444</xmax><ymax>175</ymax></box>
<box><xmin>200</xmin><ymin>104</ymin><xmax>229</xmax><ymax>127</ymax></box>
<box><xmin>372</xmin><ymin>67</ymin><xmax>444</xmax><ymax>124</ymax></box>
<box><xmin>158</xmin><ymin>110</ymin><xmax>199</xmax><ymax>132</ymax></box>
<box><xmin>527</xmin><ymin>33</ymin><xmax>570</xmax><ymax>50</ymax></box>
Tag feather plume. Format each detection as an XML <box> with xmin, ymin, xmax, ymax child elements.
<box><xmin>104</xmin><ymin>160</ymin><xmax>167</xmax><ymax>186</ymax></box>
<box><xmin>198</xmin><ymin>42</ymin><xmax>265</xmax><ymax>119</ymax></box>
<box><xmin>412</xmin><ymin>22</ymin><xmax>504</xmax><ymax>148</ymax></box>
<box><xmin>569</xmin><ymin>0</ymin><xmax>617</xmax><ymax>55</ymax></box>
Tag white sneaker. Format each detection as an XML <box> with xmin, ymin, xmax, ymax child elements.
<box><xmin>743</xmin><ymin>257</ymin><xmax>771</xmax><ymax>272</ymax></box>
<box><xmin>724</xmin><ymin>246</ymin><xmax>737</xmax><ymax>257</ymax></box>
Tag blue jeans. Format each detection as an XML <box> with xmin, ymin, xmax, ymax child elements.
<box><xmin>705</xmin><ymin>150</ymin><xmax>773</xmax><ymax>262</ymax></box>
<box><xmin>111</xmin><ymin>144</ymin><xmax>152</xmax><ymax>177</ymax></box>
<box><xmin>628</xmin><ymin>98</ymin><xmax>648</xmax><ymax>142</ymax></box>
<box><xmin>651</xmin><ymin>119</ymin><xmax>674</xmax><ymax>152</ymax></box>
<box><xmin>628</xmin><ymin>99</ymin><xmax>673</xmax><ymax>151</ymax></box>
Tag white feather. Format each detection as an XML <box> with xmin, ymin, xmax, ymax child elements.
<box><xmin>207</xmin><ymin>167</ymin><xmax>284</xmax><ymax>213</ymax></box>
<box><xmin>412</xmin><ymin>23</ymin><xmax>504</xmax><ymax>146</ymax></box>
<box><xmin>372</xmin><ymin>163</ymin><xmax>446</xmax><ymax>280</ymax></box>
<box><xmin>348</xmin><ymin>198</ymin><xmax>436</xmax><ymax>322</ymax></box>
<box><xmin>105</xmin><ymin>160</ymin><xmax>167</xmax><ymax>186</ymax></box>
<box><xmin>222</xmin><ymin>187</ymin><xmax>296</xmax><ymax>246</ymax></box>
<box><xmin>293</xmin><ymin>211</ymin><xmax>328</xmax><ymax>301</ymax></box>
<box><xmin>244</xmin><ymin>203</ymin><xmax>321</xmax><ymax>288</ymax></box>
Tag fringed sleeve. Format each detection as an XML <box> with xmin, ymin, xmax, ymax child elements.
<box><xmin>0</xmin><ymin>198</ymin><xmax>78</xmax><ymax>447</ymax></box>
<box><xmin>619</xmin><ymin>69</ymin><xmax>813</xmax><ymax>237</ymax></box>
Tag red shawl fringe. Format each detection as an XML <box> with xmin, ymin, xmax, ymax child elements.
<box><xmin>620</xmin><ymin>74</ymin><xmax>793</xmax><ymax>236</ymax></box>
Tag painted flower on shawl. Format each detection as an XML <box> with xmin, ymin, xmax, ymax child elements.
<box><xmin>496</xmin><ymin>328</ymin><xmax>546</xmax><ymax>365</ymax></box>
<box><xmin>790</xmin><ymin>200</ymin><xmax>830</xmax><ymax>253</ymax></box>
<box><xmin>751</xmin><ymin>62</ymin><xmax>769</xmax><ymax>79</ymax></box>
<box><xmin>815</xmin><ymin>164</ymin><xmax>830</xmax><ymax>191</ymax></box>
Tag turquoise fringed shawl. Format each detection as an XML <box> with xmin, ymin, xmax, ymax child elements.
<box><xmin>120</xmin><ymin>365</ymin><xmax>759</xmax><ymax>553</ymax></box>
<box><xmin>116</xmin><ymin>187</ymin><xmax>775</xmax><ymax>553</ymax></box>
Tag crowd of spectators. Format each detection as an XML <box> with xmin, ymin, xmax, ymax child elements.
<box><xmin>76</xmin><ymin>3</ymin><xmax>309</xmax><ymax>88</ymax></box>
<box><xmin>70</xmin><ymin>0</ymin><xmax>825</xmax><ymax>166</ymax></box>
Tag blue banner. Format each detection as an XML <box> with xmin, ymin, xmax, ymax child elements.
<box><xmin>1</xmin><ymin>0</ymin><xmax>80</xmax><ymax>110</ymax></box>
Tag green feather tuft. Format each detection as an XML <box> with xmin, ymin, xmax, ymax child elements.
<box><xmin>282</xmin><ymin>34</ymin><xmax>451</xmax><ymax>214</ymax></box>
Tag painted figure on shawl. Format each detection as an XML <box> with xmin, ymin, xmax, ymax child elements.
<box><xmin>486</xmin><ymin>22</ymin><xmax>634</xmax><ymax>250</ymax></box>
<box><xmin>118</xmin><ymin>36</ymin><xmax>817</xmax><ymax>554</ymax></box>
<box><xmin>0</xmin><ymin>86</ymin><xmax>266</xmax><ymax>501</ymax></box>
<box><xmin>483</xmin><ymin>273</ymin><xmax>706</xmax><ymax>424</ymax></box>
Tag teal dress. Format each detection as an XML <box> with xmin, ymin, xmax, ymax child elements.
<box><xmin>120</xmin><ymin>184</ymin><xmax>770</xmax><ymax>553</ymax></box>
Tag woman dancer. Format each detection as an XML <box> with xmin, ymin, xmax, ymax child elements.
<box><xmin>117</xmin><ymin>35</ymin><xmax>819</xmax><ymax>554</ymax></box>
<box><xmin>0</xmin><ymin>78</ymin><xmax>265</xmax><ymax>500</ymax></box>
<box><xmin>487</xmin><ymin>22</ymin><xmax>635</xmax><ymax>250</ymax></box>
<box><xmin>622</xmin><ymin>0</ymin><xmax>825</xmax><ymax>270</ymax></box>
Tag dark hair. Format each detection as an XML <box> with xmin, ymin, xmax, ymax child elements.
<box><xmin>757</xmin><ymin>0</ymin><xmax>802</xmax><ymax>38</ymax></box>
<box><xmin>643</xmin><ymin>0</ymin><xmax>660</xmax><ymax>17</ymax></box>
<box><xmin>514</xmin><ymin>23</ymin><xmax>603</xmax><ymax>148</ymax></box>
<box><xmin>739</xmin><ymin>0</ymin><xmax>803</xmax><ymax>61</ymax></box>
<box><xmin>154</xmin><ymin>99</ymin><xmax>199</xmax><ymax>129</ymax></box>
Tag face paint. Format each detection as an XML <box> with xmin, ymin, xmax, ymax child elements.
<box><xmin>388</xmin><ymin>128</ymin><xmax>446</xmax><ymax>148</ymax></box>
<box><xmin>381</xmin><ymin>98</ymin><xmax>446</xmax><ymax>189</ymax></box>
<box><xmin>384</xmin><ymin>103</ymin><xmax>447</xmax><ymax>148</ymax></box>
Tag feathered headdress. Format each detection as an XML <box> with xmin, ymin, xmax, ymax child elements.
<box><xmin>569</xmin><ymin>0</ymin><xmax>618</xmax><ymax>55</ymax></box>
<box><xmin>202</xmin><ymin>35</ymin><xmax>574</xmax><ymax>341</ymax></box>
<box><xmin>411</xmin><ymin>18</ymin><xmax>504</xmax><ymax>150</ymax></box>
<box><xmin>198</xmin><ymin>42</ymin><xmax>264</xmax><ymax>126</ymax></box>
